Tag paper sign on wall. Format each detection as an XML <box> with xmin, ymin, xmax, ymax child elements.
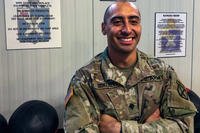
<box><xmin>155</xmin><ymin>12</ymin><xmax>187</xmax><ymax>57</ymax></box>
<box><xmin>4</xmin><ymin>0</ymin><xmax>61</xmax><ymax>49</ymax></box>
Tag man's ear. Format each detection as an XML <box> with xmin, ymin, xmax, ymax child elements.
<box><xmin>101</xmin><ymin>22</ymin><xmax>107</xmax><ymax>35</ymax></box>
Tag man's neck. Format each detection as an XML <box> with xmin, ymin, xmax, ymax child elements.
<box><xmin>108</xmin><ymin>49</ymin><xmax>137</xmax><ymax>68</ymax></box>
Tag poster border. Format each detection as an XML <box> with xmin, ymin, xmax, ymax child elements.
<box><xmin>4</xmin><ymin>0</ymin><xmax>62</xmax><ymax>50</ymax></box>
<box><xmin>154</xmin><ymin>12</ymin><xmax>187</xmax><ymax>58</ymax></box>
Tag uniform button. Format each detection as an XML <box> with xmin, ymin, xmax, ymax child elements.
<box><xmin>129</xmin><ymin>103</ymin><xmax>134</xmax><ymax>110</ymax></box>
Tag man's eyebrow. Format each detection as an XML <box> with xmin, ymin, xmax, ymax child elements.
<box><xmin>110</xmin><ymin>16</ymin><xmax>123</xmax><ymax>21</ymax></box>
<box><xmin>129</xmin><ymin>15</ymin><xmax>140</xmax><ymax>19</ymax></box>
<box><xmin>110</xmin><ymin>15</ymin><xmax>140</xmax><ymax>21</ymax></box>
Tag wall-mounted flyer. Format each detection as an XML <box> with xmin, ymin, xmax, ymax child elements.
<box><xmin>155</xmin><ymin>12</ymin><xmax>187</xmax><ymax>57</ymax></box>
<box><xmin>4</xmin><ymin>0</ymin><xmax>61</xmax><ymax>49</ymax></box>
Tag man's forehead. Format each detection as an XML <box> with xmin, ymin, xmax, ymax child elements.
<box><xmin>108</xmin><ymin>2</ymin><xmax>140</xmax><ymax>17</ymax></box>
<box><xmin>110</xmin><ymin>2</ymin><xmax>138</xmax><ymax>9</ymax></box>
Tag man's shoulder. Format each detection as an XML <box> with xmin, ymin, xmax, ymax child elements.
<box><xmin>78</xmin><ymin>52</ymin><xmax>104</xmax><ymax>74</ymax></box>
<box><xmin>138</xmin><ymin>50</ymin><xmax>167</xmax><ymax>70</ymax></box>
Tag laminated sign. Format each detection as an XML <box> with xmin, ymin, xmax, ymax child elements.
<box><xmin>4</xmin><ymin>0</ymin><xmax>61</xmax><ymax>49</ymax></box>
<box><xmin>154</xmin><ymin>12</ymin><xmax>187</xmax><ymax>57</ymax></box>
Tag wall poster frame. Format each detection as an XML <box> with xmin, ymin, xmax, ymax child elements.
<box><xmin>4</xmin><ymin>0</ymin><xmax>61</xmax><ymax>50</ymax></box>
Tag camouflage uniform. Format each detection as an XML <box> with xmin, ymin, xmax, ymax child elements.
<box><xmin>64</xmin><ymin>48</ymin><xmax>196</xmax><ymax>133</ymax></box>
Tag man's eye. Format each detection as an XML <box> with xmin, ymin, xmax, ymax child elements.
<box><xmin>112</xmin><ymin>20</ymin><xmax>123</xmax><ymax>26</ymax></box>
<box><xmin>130</xmin><ymin>19</ymin><xmax>140</xmax><ymax>25</ymax></box>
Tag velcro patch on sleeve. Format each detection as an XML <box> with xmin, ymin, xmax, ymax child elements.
<box><xmin>64</xmin><ymin>88</ymin><xmax>74</xmax><ymax>106</ymax></box>
<box><xmin>176</xmin><ymin>80</ymin><xmax>188</xmax><ymax>100</ymax></box>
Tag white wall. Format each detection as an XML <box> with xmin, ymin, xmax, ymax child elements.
<box><xmin>0</xmin><ymin>0</ymin><xmax>199</xmax><ymax>128</ymax></box>
<box><xmin>192</xmin><ymin>0</ymin><xmax>200</xmax><ymax>94</ymax></box>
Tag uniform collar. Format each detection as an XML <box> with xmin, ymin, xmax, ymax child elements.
<box><xmin>126</xmin><ymin>50</ymin><xmax>156</xmax><ymax>87</ymax></box>
<box><xmin>100</xmin><ymin>48</ymin><xmax>156</xmax><ymax>87</ymax></box>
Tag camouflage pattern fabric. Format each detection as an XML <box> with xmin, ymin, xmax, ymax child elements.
<box><xmin>64</xmin><ymin>48</ymin><xmax>196</xmax><ymax>133</ymax></box>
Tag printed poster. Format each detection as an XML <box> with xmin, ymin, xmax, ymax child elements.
<box><xmin>155</xmin><ymin>12</ymin><xmax>187</xmax><ymax>57</ymax></box>
<box><xmin>4</xmin><ymin>0</ymin><xmax>61</xmax><ymax>49</ymax></box>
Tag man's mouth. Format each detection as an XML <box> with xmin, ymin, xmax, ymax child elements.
<box><xmin>118</xmin><ymin>37</ymin><xmax>135</xmax><ymax>45</ymax></box>
<box><xmin>120</xmin><ymin>38</ymin><xmax>133</xmax><ymax>41</ymax></box>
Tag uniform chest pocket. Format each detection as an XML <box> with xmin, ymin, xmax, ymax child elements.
<box><xmin>95</xmin><ymin>87</ymin><xmax>139</xmax><ymax>120</ymax></box>
<box><xmin>139</xmin><ymin>81</ymin><xmax>163</xmax><ymax>104</ymax></box>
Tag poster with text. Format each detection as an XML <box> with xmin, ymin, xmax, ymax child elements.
<box><xmin>155</xmin><ymin>12</ymin><xmax>186</xmax><ymax>57</ymax></box>
<box><xmin>4</xmin><ymin>0</ymin><xmax>61</xmax><ymax>49</ymax></box>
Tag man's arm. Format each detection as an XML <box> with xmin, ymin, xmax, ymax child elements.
<box><xmin>99</xmin><ymin>109</ymin><xmax>160</xmax><ymax>133</ymax></box>
<box><xmin>64</xmin><ymin>73</ymin><xmax>101</xmax><ymax>133</ymax></box>
<box><xmin>99</xmin><ymin>112</ymin><xmax>193</xmax><ymax>133</ymax></box>
<box><xmin>99</xmin><ymin>114</ymin><xmax>121</xmax><ymax>133</ymax></box>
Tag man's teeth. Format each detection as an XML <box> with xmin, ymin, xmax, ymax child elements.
<box><xmin>120</xmin><ymin>38</ymin><xmax>132</xmax><ymax>41</ymax></box>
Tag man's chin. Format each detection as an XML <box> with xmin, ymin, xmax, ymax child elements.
<box><xmin>117</xmin><ymin>46</ymin><xmax>137</xmax><ymax>54</ymax></box>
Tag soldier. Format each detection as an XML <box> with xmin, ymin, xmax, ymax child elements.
<box><xmin>64</xmin><ymin>1</ymin><xmax>196</xmax><ymax>133</ymax></box>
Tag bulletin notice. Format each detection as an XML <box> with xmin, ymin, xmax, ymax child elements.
<box><xmin>155</xmin><ymin>12</ymin><xmax>186</xmax><ymax>58</ymax></box>
<box><xmin>4</xmin><ymin>0</ymin><xmax>61</xmax><ymax>49</ymax></box>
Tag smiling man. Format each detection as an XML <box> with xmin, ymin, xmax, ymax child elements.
<box><xmin>64</xmin><ymin>1</ymin><xmax>196</xmax><ymax>133</ymax></box>
<box><xmin>102</xmin><ymin>1</ymin><xmax>141</xmax><ymax>68</ymax></box>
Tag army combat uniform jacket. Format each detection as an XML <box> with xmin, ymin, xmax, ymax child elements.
<box><xmin>64</xmin><ymin>49</ymin><xmax>196</xmax><ymax>133</ymax></box>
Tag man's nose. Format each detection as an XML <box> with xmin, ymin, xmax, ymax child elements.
<box><xmin>121</xmin><ymin>23</ymin><xmax>132</xmax><ymax>35</ymax></box>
